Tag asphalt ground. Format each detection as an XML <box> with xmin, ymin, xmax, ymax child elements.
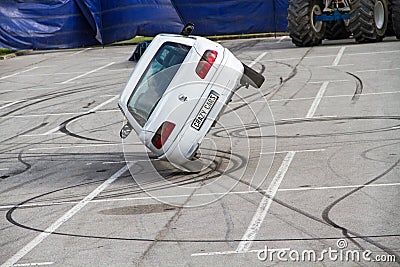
<box><xmin>0</xmin><ymin>36</ymin><xmax>399</xmax><ymax>266</ymax></box>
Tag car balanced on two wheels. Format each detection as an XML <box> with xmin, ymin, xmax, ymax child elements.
<box><xmin>288</xmin><ymin>0</ymin><xmax>400</xmax><ymax>47</ymax></box>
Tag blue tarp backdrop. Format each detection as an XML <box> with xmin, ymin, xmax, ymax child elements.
<box><xmin>0</xmin><ymin>0</ymin><xmax>288</xmax><ymax>50</ymax></box>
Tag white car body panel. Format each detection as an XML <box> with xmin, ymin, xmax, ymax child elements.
<box><xmin>119</xmin><ymin>33</ymin><xmax>244</xmax><ymax>172</ymax></box>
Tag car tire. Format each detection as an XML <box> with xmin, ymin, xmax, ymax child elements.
<box><xmin>392</xmin><ymin>0</ymin><xmax>400</xmax><ymax>39</ymax></box>
<box><xmin>287</xmin><ymin>0</ymin><xmax>326</xmax><ymax>47</ymax></box>
<box><xmin>325</xmin><ymin>20</ymin><xmax>351</xmax><ymax>40</ymax></box>
<box><xmin>350</xmin><ymin>0</ymin><xmax>389</xmax><ymax>43</ymax></box>
<box><xmin>386</xmin><ymin>0</ymin><xmax>395</xmax><ymax>36</ymax></box>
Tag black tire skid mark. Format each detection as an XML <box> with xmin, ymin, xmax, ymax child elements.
<box><xmin>0</xmin><ymin>80</ymin><xmax>122</xmax><ymax>122</ymax></box>
<box><xmin>325</xmin><ymin>143</ymin><xmax>399</xmax><ymax>251</ymax></box>
<box><xmin>360</xmin><ymin>141</ymin><xmax>400</xmax><ymax>164</ymax></box>
<box><xmin>224</xmin><ymin>60</ymin><xmax>298</xmax><ymax>116</ymax></box>
<box><xmin>5</xmin><ymin>145</ymin><xmax>399</xmax><ymax>248</ymax></box>
<box><xmin>346</xmin><ymin>72</ymin><xmax>364</xmax><ymax>103</ymax></box>
<box><xmin>0</xmin><ymin>152</ymin><xmax>31</xmax><ymax>181</ymax></box>
<box><xmin>87</xmin><ymin>120</ymin><xmax>124</xmax><ymax>134</ymax></box>
<box><xmin>211</xmin><ymin>116</ymin><xmax>400</xmax><ymax>139</ymax></box>
<box><xmin>59</xmin><ymin>112</ymin><xmax>111</xmax><ymax>142</ymax></box>
<box><xmin>281</xmin><ymin>63</ymin><xmax>312</xmax><ymax>106</ymax></box>
<box><xmin>4</xmin><ymin>45</ymin><xmax>398</xmax><ymax>255</ymax></box>
<box><xmin>10</xmin><ymin>149</ymin><xmax>241</xmax><ymax>205</ymax></box>
<box><xmin>0</xmin><ymin>87</ymin><xmax>91</xmax><ymax>119</ymax></box>
<box><xmin>224</xmin><ymin>39</ymin><xmax>265</xmax><ymax>55</ymax></box>
<box><xmin>223</xmin><ymin>168</ymin><xmax>400</xmax><ymax>263</ymax></box>
<box><xmin>0</xmin><ymin>152</ymin><xmax>127</xmax><ymax>163</ymax></box>
<box><xmin>0</xmin><ymin>123</ymin><xmax>48</xmax><ymax>179</ymax></box>
<box><xmin>4</xmin><ymin>150</ymin><xmax>242</xmax><ymax>233</ymax></box>
<box><xmin>0</xmin><ymin>122</ymin><xmax>48</xmax><ymax>144</ymax></box>
<box><xmin>321</xmin><ymin>159</ymin><xmax>400</xmax><ymax>264</ymax></box>
<box><xmin>0</xmin><ymin>105</ymin><xmax>121</xmax><ymax>155</ymax></box>
<box><xmin>5</xmin><ymin>174</ymin><xmax>400</xmax><ymax>244</ymax></box>
<box><xmin>224</xmin><ymin>48</ymin><xmax>313</xmax><ymax>116</ymax></box>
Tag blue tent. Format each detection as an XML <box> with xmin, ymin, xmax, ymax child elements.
<box><xmin>0</xmin><ymin>0</ymin><xmax>288</xmax><ymax>50</ymax></box>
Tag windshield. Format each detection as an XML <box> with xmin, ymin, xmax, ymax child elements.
<box><xmin>127</xmin><ymin>42</ymin><xmax>191</xmax><ymax>127</ymax></box>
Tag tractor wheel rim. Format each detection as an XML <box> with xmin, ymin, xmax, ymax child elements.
<box><xmin>374</xmin><ymin>1</ymin><xmax>385</xmax><ymax>30</ymax></box>
<box><xmin>311</xmin><ymin>5</ymin><xmax>323</xmax><ymax>32</ymax></box>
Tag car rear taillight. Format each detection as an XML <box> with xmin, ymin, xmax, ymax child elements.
<box><xmin>151</xmin><ymin>121</ymin><xmax>176</xmax><ymax>149</ymax></box>
<box><xmin>196</xmin><ymin>50</ymin><xmax>218</xmax><ymax>79</ymax></box>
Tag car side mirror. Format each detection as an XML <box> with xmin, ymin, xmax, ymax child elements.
<box><xmin>129</xmin><ymin>40</ymin><xmax>152</xmax><ymax>62</ymax></box>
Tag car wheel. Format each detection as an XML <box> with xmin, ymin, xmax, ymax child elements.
<box><xmin>386</xmin><ymin>0</ymin><xmax>395</xmax><ymax>36</ymax></box>
<box><xmin>392</xmin><ymin>0</ymin><xmax>400</xmax><ymax>38</ymax></box>
<box><xmin>325</xmin><ymin>20</ymin><xmax>351</xmax><ymax>40</ymax></box>
<box><xmin>288</xmin><ymin>0</ymin><xmax>326</xmax><ymax>47</ymax></box>
<box><xmin>350</xmin><ymin>0</ymin><xmax>389</xmax><ymax>43</ymax></box>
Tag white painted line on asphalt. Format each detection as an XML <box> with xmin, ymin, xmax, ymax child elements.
<box><xmin>306</xmin><ymin>82</ymin><xmax>329</xmax><ymax>118</ymax></box>
<box><xmin>260</xmin><ymin>149</ymin><xmax>325</xmax><ymax>155</ymax></box>
<box><xmin>356</xmin><ymin>67</ymin><xmax>400</xmax><ymax>73</ymax></box>
<box><xmin>269</xmin><ymin>91</ymin><xmax>400</xmax><ymax>102</ymax></box>
<box><xmin>262</xmin><ymin>49</ymin><xmax>400</xmax><ymax>62</ymax></box>
<box><xmin>280</xmin><ymin>115</ymin><xmax>338</xmax><ymax>121</ymax></box>
<box><xmin>27</xmin><ymin>142</ymin><xmax>140</xmax><ymax>151</ymax></box>
<box><xmin>0</xmin><ymin>67</ymin><xmax>39</xmax><ymax>81</ymax></box>
<box><xmin>0</xmin><ymin>98</ymin><xmax>47</xmax><ymax>104</ymax></box>
<box><xmin>2</xmin><ymin>181</ymin><xmax>400</xmax><ymax>210</ymax></box>
<box><xmin>18</xmin><ymin>112</ymin><xmax>84</xmax><ymax>119</ymax></box>
<box><xmin>279</xmin><ymin>182</ymin><xmax>400</xmax><ymax>192</ymax></box>
<box><xmin>249</xmin><ymin>52</ymin><xmax>268</xmax><ymax>68</ymax></box>
<box><xmin>13</xmin><ymin>88</ymin><xmax>57</xmax><ymax>92</ymax></box>
<box><xmin>88</xmin><ymin>95</ymin><xmax>118</xmax><ymax>113</ymax></box>
<box><xmin>230</xmin><ymin>46</ymin><xmax>346</xmax><ymax>254</ymax></box>
<box><xmin>319</xmin><ymin>64</ymin><xmax>354</xmax><ymax>68</ymax></box>
<box><xmin>0</xmin><ymin>101</ymin><xmax>21</xmax><ymax>110</ymax></box>
<box><xmin>263</xmin><ymin>54</ymin><xmax>335</xmax><ymax>62</ymax></box>
<box><xmin>308</xmin><ymin>80</ymin><xmax>349</xmax><ymax>84</ymax></box>
<box><xmin>102</xmin><ymin>161</ymin><xmax>127</xmax><ymax>164</ymax></box>
<box><xmin>236</xmin><ymin>151</ymin><xmax>296</xmax><ymax>253</ymax></box>
<box><xmin>0</xmin><ymin>164</ymin><xmax>131</xmax><ymax>267</ymax></box>
<box><xmin>276</xmin><ymin>36</ymin><xmax>287</xmax><ymax>43</ymax></box>
<box><xmin>306</xmin><ymin>47</ymin><xmax>346</xmax><ymax>118</ymax></box>
<box><xmin>332</xmin><ymin>47</ymin><xmax>346</xmax><ymax>66</ymax></box>
<box><xmin>192</xmin><ymin>248</ymin><xmax>290</xmax><ymax>257</ymax></box>
<box><xmin>13</xmin><ymin>262</ymin><xmax>54</xmax><ymax>266</ymax></box>
<box><xmin>42</xmin><ymin>126</ymin><xmax>62</xmax><ymax>136</ymax></box>
<box><xmin>348</xmin><ymin>50</ymin><xmax>400</xmax><ymax>56</ymax></box>
<box><xmin>20</xmin><ymin>133</ymin><xmax>64</xmax><ymax>137</ymax></box>
<box><xmin>18</xmin><ymin>72</ymin><xmax>83</xmax><ymax>77</ymax></box>
<box><xmin>71</xmin><ymin>48</ymin><xmax>92</xmax><ymax>55</ymax></box>
<box><xmin>60</xmin><ymin>62</ymin><xmax>115</xmax><ymax>84</ymax></box>
<box><xmin>11</xmin><ymin>109</ymin><xmax>120</xmax><ymax>119</ymax></box>
<box><xmin>0</xmin><ymin>168</ymin><xmax>9</xmax><ymax>171</ymax></box>
<box><xmin>28</xmin><ymin>143</ymin><xmax>122</xmax><ymax>151</ymax></box>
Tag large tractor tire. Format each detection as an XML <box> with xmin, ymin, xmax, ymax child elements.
<box><xmin>325</xmin><ymin>20</ymin><xmax>351</xmax><ymax>40</ymax></box>
<box><xmin>350</xmin><ymin>0</ymin><xmax>389</xmax><ymax>43</ymax></box>
<box><xmin>386</xmin><ymin>0</ymin><xmax>395</xmax><ymax>36</ymax></box>
<box><xmin>288</xmin><ymin>0</ymin><xmax>326</xmax><ymax>47</ymax></box>
<box><xmin>392</xmin><ymin>0</ymin><xmax>400</xmax><ymax>39</ymax></box>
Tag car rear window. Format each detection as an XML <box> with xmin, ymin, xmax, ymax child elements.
<box><xmin>127</xmin><ymin>42</ymin><xmax>191</xmax><ymax>127</ymax></box>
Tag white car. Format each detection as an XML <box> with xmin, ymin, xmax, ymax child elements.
<box><xmin>119</xmin><ymin>30</ymin><xmax>264</xmax><ymax>172</ymax></box>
